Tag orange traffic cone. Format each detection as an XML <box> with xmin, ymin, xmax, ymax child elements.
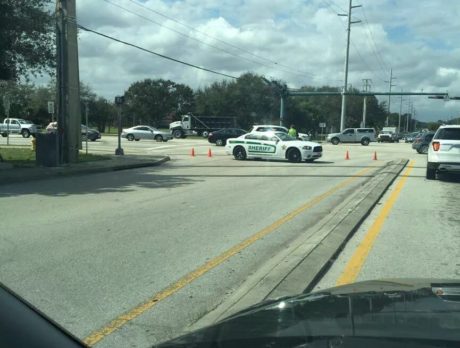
<box><xmin>372</xmin><ymin>151</ymin><xmax>378</xmax><ymax>160</ymax></box>
<box><xmin>208</xmin><ymin>148</ymin><xmax>212</xmax><ymax>157</ymax></box>
<box><xmin>345</xmin><ymin>150</ymin><xmax>350</xmax><ymax>160</ymax></box>
<box><xmin>191</xmin><ymin>147</ymin><xmax>195</xmax><ymax>157</ymax></box>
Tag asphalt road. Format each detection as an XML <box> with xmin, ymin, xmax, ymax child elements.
<box><xmin>1</xmin><ymin>138</ymin><xmax>454</xmax><ymax>347</ymax></box>
<box><xmin>314</xmin><ymin>152</ymin><xmax>460</xmax><ymax>291</ymax></box>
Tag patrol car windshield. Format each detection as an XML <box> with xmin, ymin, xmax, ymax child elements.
<box><xmin>275</xmin><ymin>132</ymin><xmax>296</xmax><ymax>141</ymax></box>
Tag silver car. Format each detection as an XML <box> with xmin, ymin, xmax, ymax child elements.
<box><xmin>121</xmin><ymin>125</ymin><xmax>173</xmax><ymax>142</ymax></box>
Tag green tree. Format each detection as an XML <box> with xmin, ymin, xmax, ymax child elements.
<box><xmin>86</xmin><ymin>98</ymin><xmax>117</xmax><ymax>132</ymax></box>
<box><xmin>195</xmin><ymin>73</ymin><xmax>279</xmax><ymax>129</ymax></box>
<box><xmin>124</xmin><ymin>79</ymin><xmax>194</xmax><ymax>127</ymax></box>
<box><xmin>0</xmin><ymin>0</ymin><xmax>54</xmax><ymax>80</ymax></box>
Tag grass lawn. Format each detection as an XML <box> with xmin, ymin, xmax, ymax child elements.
<box><xmin>0</xmin><ymin>147</ymin><xmax>110</xmax><ymax>167</ymax></box>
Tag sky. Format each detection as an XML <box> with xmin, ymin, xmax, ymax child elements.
<box><xmin>61</xmin><ymin>0</ymin><xmax>460</xmax><ymax>122</ymax></box>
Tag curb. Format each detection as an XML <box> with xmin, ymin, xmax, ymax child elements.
<box><xmin>0</xmin><ymin>156</ymin><xmax>170</xmax><ymax>185</ymax></box>
<box><xmin>190</xmin><ymin>159</ymin><xmax>408</xmax><ymax>330</ymax></box>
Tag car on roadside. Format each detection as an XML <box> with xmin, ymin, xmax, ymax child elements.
<box><xmin>207</xmin><ymin>128</ymin><xmax>247</xmax><ymax>146</ymax></box>
<box><xmin>45</xmin><ymin>122</ymin><xmax>102</xmax><ymax>141</ymax></box>
<box><xmin>81</xmin><ymin>125</ymin><xmax>101</xmax><ymax>141</ymax></box>
<box><xmin>377</xmin><ymin>131</ymin><xmax>399</xmax><ymax>143</ymax></box>
<box><xmin>226</xmin><ymin>131</ymin><xmax>322</xmax><ymax>162</ymax></box>
<box><xmin>426</xmin><ymin>125</ymin><xmax>460</xmax><ymax>179</ymax></box>
<box><xmin>404</xmin><ymin>132</ymin><xmax>420</xmax><ymax>143</ymax></box>
<box><xmin>121</xmin><ymin>125</ymin><xmax>172</xmax><ymax>142</ymax></box>
<box><xmin>251</xmin><ymin>125</ymin><xmax>310</xmax><ymax>141</ymax></box>
<box><xmin>412</xmin><ymin>132</ymin><xmax>435</xmax><ymax>154</ymax></box>
<box><xmin>326</xmin><ymin>128</ymin><xmax>376</xmax><ymax>145</ymax></box>
<box><xmin>1</xmin><ymin>118</ymin><xmax>40</xmax><ymax>138</ymax></box>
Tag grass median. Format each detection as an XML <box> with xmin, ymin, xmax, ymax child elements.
<box><xmin>0</xmin><ymin>147</ymin><xmax>110</xmax><ymax>167</ymax></box>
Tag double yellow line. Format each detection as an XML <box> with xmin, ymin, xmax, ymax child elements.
<box><xmin>84</xmin><ymin>166</ymin><xmax>373</xmax><ymax>346</ymax></box>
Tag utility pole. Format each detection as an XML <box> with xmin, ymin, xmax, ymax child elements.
<box><xmin>56</xmin><ymin>0</ymin><xmax>81</xmax><ymax>164</ymax></box>
<box><xmin>361</xmin><ymin>78</ymin><xmax>372</xmax><ymax>127</ymax></box>
<box><xmin>384</xmin><ymin>68</ymin><xmax>397</xmax><ymax>126</ymax></box>
<box><xmin>338</xmin><ymin>0</ymin><xmax>361</xmax><ymax>131</ymax></box>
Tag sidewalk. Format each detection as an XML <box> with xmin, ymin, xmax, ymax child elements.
<box><xmin>0</xmin><ymin>155</ymin><xmax>170</xmax><ymax>186</ymax></box>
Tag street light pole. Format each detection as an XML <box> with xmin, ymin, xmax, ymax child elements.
<box><xmin>398</xmin><ymin>89</ymin><xmax>403</xmax><ymax>133</ymax></box>
<box><xmin>85</xmin><ymin>101</ymin><xmax>89</xmax><ymax>155</ymax></box>
<box><xmin>339</xmin><ymin>0</ymin><xmax>361</xmax><ymax>131</ymax></box>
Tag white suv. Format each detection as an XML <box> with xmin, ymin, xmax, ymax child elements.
<box><xmin>251</xmin><ymin>125</ymin><xmax>310</xmax><ymax>141</ymax></box>
<box><xmin>426</xmin><ymin>125</ymin><xmax>460</xmax><ymax>179</ymax></box>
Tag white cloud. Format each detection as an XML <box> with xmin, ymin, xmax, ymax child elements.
<box><xmin>56</xmin><ymin>0</ymin><xmax>460</xmax><ymax>122</ymax></box>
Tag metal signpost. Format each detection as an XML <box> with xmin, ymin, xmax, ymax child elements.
<box><xmin>115</xmin><ymin>96</ymin><xmax>125</xmax><ymax>155</ymax></box>
<box><xmin>85</xmin><ymin>102</ymin><xmax>89</xmax><ymax>155</ymax></box>
<box><xmin>319</xmin><ymin>122</ymin><xmax>326</xmax><ymax>141</ymax></box>
<box><xmin>3</xmin><ymin>95</ymin><xmax>10</xmax><ymax>146</ymax></box>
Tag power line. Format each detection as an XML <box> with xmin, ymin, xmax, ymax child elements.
<box><xmin>360</xmin><ymin>6</ymin><xmax>389</xmax><ymax>75</ymax></box>
<box><xmin>322</xmin><ymin>1</ymin><xmax>386</xmax><ymax>84</ymax></box>
<box><xmin>127</xmin><ymin>0</ymin><xmax>315</xmax><ymax>77</ymax></box>
<box><xmin>103</xmin><ymin>0</ymin><xmax>315</xmax><ymax>79</ymax></box>
<box><xmin>77</xmin><ymin>23</ymin><xmax>238</xmax><ymax>79</ymax></box>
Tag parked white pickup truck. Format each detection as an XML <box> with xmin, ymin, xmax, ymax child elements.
<box><xmin>0</xmin><ymin>118</ymin><xmax>40</xmax><ymax>138</ymax></box>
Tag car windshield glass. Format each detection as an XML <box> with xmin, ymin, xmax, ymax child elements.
<box><xmin>3</xmin><ymin>3</ymin><xmax>460</xmax><ymax>348</ymax></box>
<box><xmin>435</xmin><ymin>128</ymin><xmax>460</xmax><ymax>140</ymax></box>
<box><xmin>275</xmin><ymin>132</ymin><xmax>295</xmax><ymax>141</ymax></box>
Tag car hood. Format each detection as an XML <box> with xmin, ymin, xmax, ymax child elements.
<box><xmin>156</xmin><ymin>278</ymin><xmax>460</xmax><ymax>347</ymax></box>
<box><xmin>286</xmin><ymin>140</ymin><xmax>321</xmax><ymax>148</ymax></box>
<box><xmin>327</xmin><ymin>132</ymin><xmax>340</xmax><ymax>138</ymax></box>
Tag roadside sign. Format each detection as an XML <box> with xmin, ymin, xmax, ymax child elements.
<box><xmin>319</xmin><ymin>122</ymin><xmax>326</xmax><ymax>128</ymax></box>
<box><xmin>48</xmin><ymin>101</ymin><xmax>54</xmax><ymax>114</ymax></box>
<box><xmin>115</xmin><ymin>96</ymin><xmax>125</xmax><ymax>105</ymax></box>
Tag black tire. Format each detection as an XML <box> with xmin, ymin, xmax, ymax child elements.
<box><xmin>1</xmin><ymin>132</ymin><xmax>7</xmax><ymax>137</ymax></box>
<box><xmin>331</xmin><ymin>137</ymin><xmax>340</xmax><ymax>145</ymax></box>
<box><xmin>426</xmin><ymin>165</ymin><xmax>436</xmax><ymax>180</ymax></box>
<box><xmin>173</xmin><ymin>129</ymin><xmax>183</xmax><ymax>139</ymax></box>
<box><xmin>361</xmin><ymin>138</ymin><xmax>370</xmax><ymax>146</ymax></box>
<box><xmin>287</xmin><ymin>148</ymin><xmax>301</xmax><ymax>163</ymax></box>
<box><xmin>21</xmin><ymin>129</ymin><xmax>30</xmax><ymax>138</ymax></box>
<box><xmin>202</xmin><ymin>131</ymin><xmax>209</xmax><ymax>138</ymax></box>
<box><xmin>216</xmin><ymin>138</ymin><xmax>224</xmax><ymax>146</ymax></box>
<box><xmin>135</xmin><ymin>139</ymin><xmax>140</xmax><ymax>141</ymax></box>
<box><xmin>154</xmin><ymin>135</ymin><xmax>163</xmax><ymax>142</ymax></box>
<box><xmin>233</xmin><ymin>146</ymin><xmax>247</xmax><ymax>160</ymax></box>
<box><xmin>127</xmin><ymin>134</ymin><xmax>135</xmax><ymax>141</ymax></box>
<box><xmin>420</xmin><ymin>145</ymin><xmax>428</xmax><ymax>154</ymax></box>
<box><xmin>90</xmin><ymin>138</ymin><xmax>96</xmax><ymax>142</ymax></box>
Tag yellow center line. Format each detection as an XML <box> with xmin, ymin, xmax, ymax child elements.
<box><xmin>336</xmin><ymin>161</ymin><xmax>415</xmax><ymax>286</ymax></box>
<box><xmin>84</xmin><ymin>166</ymin><xmax>374</xmax><ymax>346</ymax></box>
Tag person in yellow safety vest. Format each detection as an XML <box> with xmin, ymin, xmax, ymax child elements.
<box><xmin>288</xmin><ymin>124</ymin><xmax>297</xmax><ymax>138</ymax></box>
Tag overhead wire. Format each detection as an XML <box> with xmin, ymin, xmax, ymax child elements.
<box><xmin>127</xmin><ymin>0</ymin><xmax>315</xmax><ymax>77</ymax></box>
<box><xmin>76</xmin><ymin>23</ymin><xmax>238</xmax><ymax>79</ymax></box>
<box><xmin>103</xmin><ymin>0</ymin><xmax>315</xmax><ymax>79</ymax></box>
<box><xmin>360</xmin><ymin>6</ymin><xmax>390</xmax><ymax>75</ymax></box>
<box><xmin>321</xmin><ymin>0</ymin><xmax>387</xmax><ymax>84</ymax></box>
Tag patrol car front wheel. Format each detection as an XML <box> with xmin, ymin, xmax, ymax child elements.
<box><xmin>287</xmin><ymin>148</ymin><xmax>301</xmax><ymax>163</ymax></box>
<box><xmin>233</xmin><ymin>146</ymin><xmax>247</xmax><ymax>160</ymax></box>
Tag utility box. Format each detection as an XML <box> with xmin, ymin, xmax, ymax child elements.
<box><xmin>36</xmin><ymin>133</ymin><xmax>58</xmax><ymax>167</ymax></box>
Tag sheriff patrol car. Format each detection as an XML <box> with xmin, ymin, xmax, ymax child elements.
<box><xmin>226</xmin><ymin>131</ymin><xmax>322</xmax><ymax>162</ymax></box>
